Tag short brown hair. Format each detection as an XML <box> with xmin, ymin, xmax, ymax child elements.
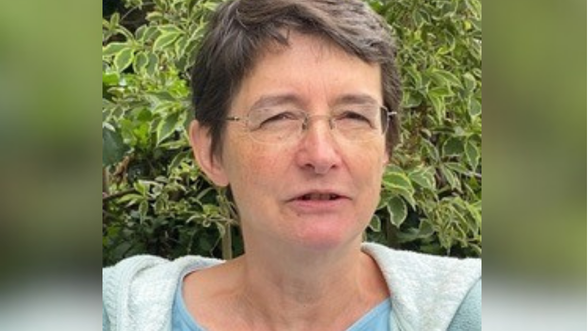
<box><xmin>191</xmin><ymin>0</ymin><xmax>402</xmax><ymax>158</ymax></box>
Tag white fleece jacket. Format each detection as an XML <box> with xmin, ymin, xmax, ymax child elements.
<box><xmin>103</xmin><ymin>242</ymin><xmax>481</xmax><ymax>331</ymax></box>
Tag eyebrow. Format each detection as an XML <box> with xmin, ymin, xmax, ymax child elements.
<box><xmin>333</xmin><ymin>93</ymin><xmax>380</xmax><ymax>106</ymax></box>
<box><xmin>249</xmin><ymin>93</ymin><xmax>380</xmax><ymax>110</ymax></box>
<box><xmin>250</xmin><ymin>94</ymin><xmax>304</xmax><ymax>110</ymax></box>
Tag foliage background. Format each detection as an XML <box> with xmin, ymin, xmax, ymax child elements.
<box><xmin>102</xmin><ymin>0</ymin><xmax>482</xmax><ymax>266</ymax></box>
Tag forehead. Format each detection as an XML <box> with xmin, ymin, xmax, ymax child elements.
<box><xmin>232</xmin><ymin>32</ymin><xmax>382</xmax><ymax>111</ymax></box>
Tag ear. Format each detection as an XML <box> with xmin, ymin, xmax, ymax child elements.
<box><xmin>382</xmin><ymin>145</ymin><xmax>391</xmax><ymax>168</ymax></box>
<box><xmin>381</xmin><ymin>154</ymin><xmax>390</xmax><ymax>173</ymax></box>
<box><xmin>189</xmin><ymin>120</ymin><xmax>230</xmax><ymax>187</ymax></box>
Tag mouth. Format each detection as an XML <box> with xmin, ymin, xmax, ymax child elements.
<box><xmin>287</xmin><ymin>190</ymin><xmax>349</xmax><ymax>212</ymax></box>
<box><xmin>297</xmin><ymin>193</ymin><xmax>342</xmax><ymax>201</ymax></box>
<box><xmin>290</xmin><ymin>189</ymin><xmax>349</xmax><ymax>202</ymax></box>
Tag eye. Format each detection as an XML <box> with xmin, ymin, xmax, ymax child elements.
<box><xmin>261</xmin><ymin>111</ymin><xmax>297</xmax><ymax>123</ymax></box>
<box><xmin>336</xmin><ymin>110</ymin><xmax>375</xmax><ymax>127</ymax></box>
<box><xmin>254</xmin><ymin>110</ymin><xmax>302</xmax><ymax>130</ymax></box>
<box><xmin>341</xmin><ymin>111</ymin><xmax>368</xmax><ymax>121</ymax></box>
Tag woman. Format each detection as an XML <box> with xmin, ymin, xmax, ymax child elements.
<box><xmin>102</xmin><ymin>0</ymin><xmax>481</xmax><ymax>330</ymax></box>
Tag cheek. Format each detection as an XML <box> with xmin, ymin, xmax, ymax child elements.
<box><xmin>347</xmin><ymin>146</ymin><xmax>386</xmax><ymax>200</ymax></box>
<box><xmin>348</xmin><ymin>142</ymin><xmax>387</xmax><ymax>174</ymax></box>
<box><xmin>225</xmin><ymin>142</ymin><xmax>284</xmax><ymax>193</ymax></box>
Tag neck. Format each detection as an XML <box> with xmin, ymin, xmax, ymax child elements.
<box><xmin>230</xmin><ymin>238</ymin><xmax>387</xmax><ymax>330</ymax></box>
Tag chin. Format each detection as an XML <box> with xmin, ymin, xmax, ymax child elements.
<box><xmin>289</xmin><ymin>224</ymin><xmax>363</xmax><ymax>252</ymax></box>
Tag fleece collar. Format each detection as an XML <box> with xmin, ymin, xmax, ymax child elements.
<box><xmin>362</xmin><ymin>243</ymin><xmax>481</xmax><ymax>331</ymax></box>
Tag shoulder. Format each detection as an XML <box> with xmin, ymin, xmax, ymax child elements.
<box><xmin>362</xmin><ymin>242</ymin><xmax>481</xmax><ymax>274</ymax></box>
<box><xmin>448</xmin><ymin>279</ymin><xmax>482</xmax><ymax>331</ymax></box>
<box><xmin>362</xmin><ymin>242</ymin><xmax>481</xmax><ymax>287</ymax></box>
<box><xmin>103</xmin><ymin>254</ymin><xmax>223</xmax><ymax>331</ymax></box>
<box><xmin>103</xmin><ymin>254</ymin><xmax>223</xmax><ymax>287</ymax></box>
<box><xmin>362</xmin><ymin>242</ymin><xmax>481</xmax><ymax>331</ymax></box>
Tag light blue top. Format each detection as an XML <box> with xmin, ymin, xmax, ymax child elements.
<box><xmin>172</xmin><ymin>276</ymin><xmax>392</xmax><ymax>331</ymax></box>
<box><xmin>103</xmin><ymin>243</ymin><xmax>482</xmax><ymax>331</ymax></box>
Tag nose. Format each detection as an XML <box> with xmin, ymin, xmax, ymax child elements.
<box><xmin>295</xmin><ymin>116</ymin><xmax>342</xmax><ymax>175</ymax></box>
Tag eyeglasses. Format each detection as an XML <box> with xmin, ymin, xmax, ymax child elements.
<box><xmin>226</xmin><ymin>106</ymin><xmax>396</xmax><ymax>144</ymax></box>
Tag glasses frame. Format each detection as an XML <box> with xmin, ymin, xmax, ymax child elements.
<box><xmin>226</xmin><ymin>107</ymin><xmax>397</xmax><ymax>144</ymax></box>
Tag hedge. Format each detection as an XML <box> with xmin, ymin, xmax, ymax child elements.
<box><xmin>102</xmin><ymin>0</ymin><xmax>482</xmax><ymax>266</ymax></box>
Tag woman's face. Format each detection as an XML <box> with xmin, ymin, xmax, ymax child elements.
<box><xmin>194</xmin><ymin>33</ymin><xmax>388</xmax><ymax>251</ymax></box>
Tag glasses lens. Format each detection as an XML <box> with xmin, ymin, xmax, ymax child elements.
<box><xmin>247</xmin><ymin>109</ymin><xmax>304</xmax><ymax>143</ymax></box>
<box><xmin>244</xmin><ymin>107</ymin><xmax>389</xmax><ymax>144</ymax></box>
<box><xmin>330</xmin><ymin>106</ymin><xmax>380</xmax><ymax>141</ymax></box>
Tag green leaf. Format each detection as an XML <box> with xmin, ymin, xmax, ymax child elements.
<box><xmin>109</xmin><ymin>12</ymin><xmax>120</xmax><ymax>28</ymax></box>
<box><xmin>387</xmin><ymin>197</ymin><xmax>407</xmax><ymax>227</ymax></box>
<box><xmin>186</xmin><ymin>214</ymin><xmax>202</xmax><ymax>224</ymax></box>
<box><xmin>405</xmin><ymin>66</ymin><xmax>423</xmax><ymax>88</ymax></box>
<box><xmin>151</xmin><ymin>102</ymin><xmax>174</xmax><ymax>117</ymax></box>
<box><xmin>156</xmin><ymin>112</ymin><xmax>180</xmax><ymax>145</ymax></box>
<box><xmin>153</xmin><ymin>32</ymin><xmax>181</xmax><ymax>51</ymax></box>
<box><xmin>136</xmin><ymin>108</ymin><xmax>153</xmax><ymax>122</ymax></box>
<box><xmin>174</xmin><ymin>35</ymin><xmax>189</xmax><ymax>57</ymax></box>
<box><xmin>154</xmin><ymin>198</ymin><xmax>165</xmax><ymax>214</ymax></box>
<box><xmin>134</xmin><ymin>181</ymin><xmax>148</xmax><ymax>196</ymax></box>
<box><xmin>134</xmin><ymin>25</ymin><xmax>146</xmax><ymax>40</ymax></box>
<box><xmin>429</xmin><ymin>94</ymin><xmax>445</xmax><ymax>122</ymax></box>
<box><xmin>442</xmin><ymin>137</ymin><xmax>464</xmax><ymax>157</ymax></box>
<box><xmin>382</xmin><ymin>171</ymin><xmax>416</xmax><ymax>208</ymax></box>
<box><xmin>114</xmin><ymin>47</ymin><xmax>134</xmax><ymax>72</ymax></box>
<box><xmin>102</xmin><ymin>72</ymin><xmax>120</xmax><ymax>86</ymax></box>
<box><xmin>148</xmin><ymin>91</ymin><xmax>177</xmax><ymax>103</ymax></box>
<box><xmin>168</xmin><ymin>150</ymin><xmax>191</xmax><ymax>173</ymax></box>
<box><xmin>411</xmin><ymin>10</ymin><xmax>426</xmax><ymax>28</ymax></box>
<box><xmin>111</xmin><ymin>242</ymin><xmax>132</xmax><ymax>260</ymax></box>
<box><xmin>429</xmin><ymin>86</ymin><xmax>454</xmax><ymax>99</ymax></box>
<box><xmin>141</xmin><ymin>26</ymin><xmax>160</xmax><ymax>42</ymax></box>
<box><xmin>195</xmin><ymin>187</ymin><xmax>214</xmax><ymax>203</ymax></box>
<box><xmin>463</xmin><ymin>72</ymin><xmax>476</xmax><ymax>92</ymax></box>
<box><xmin>102</xmin><ymin>18</ymin><xmax>110</xmax><ymax>30</ymax></box>
<box><xmin>117</xmin><ymin>194</ymin><xmax>144</xmax><ymax>205</ymax></box>
<box><xmin>465</xmin><ymin>0</ymin><xmax>482</xmax><ymax>18</ymax></box>
<box><xmin>402</xmin><ymin>92</ymin><xmax>422</xmax><ymax>108</ymax></box>
<box><xmin>145</xmin><ymin>52</ymin><xmax>159</xmax><ymax>76</ymax></box>
<box><xmin>445</xmin><ymin>162</ymin><xmax>470</xmax><ymax>176</ymax></box>
<box><xmin>468</xmin><ymin>97</ymin><xmax>482</xmax><ymax>117</ymax></box>
<box><xmin>399</xmin><ymin>218</ymin><xmax>436</xmax><ymax>243</ymax></box>
<box><xmin>146</xmin><ymin>11</ymin><xmax>164</xmax><ymax>22</ymax></box>
<box><xmin>471</xmin><ymin>18</ymin><xmax>482</xmax><ymax>32</ymax></box>
<box><xmin>203</xmin><ymin>1</ymin><xmax>220</xmax><ymax>11</ymax></box>
<box><xmin>376</xmin><ymin>189</ymin><xmax>393</xmax><ymax>210</ymax></box>
<box><xmin>430</xmin><ymin>69</ymin><xmax>462</xmax><ymax>88</ymax></box>
<box><xmin>114</xmin><ymin>25</ymin><xmax>134</xmax><ymax>41</ymax></box>
<box><xmin>139</xmin><ymin>200</ymin><xmax>149</xmax><ymax>220</ymax></box>
<box><xmin>103</xmin><ymin>42</ymin><xmax>129</xmax><ymax>57</ymax></box>
<box><xmin>408</xmin><ymin>166</ymin><xmax>436</xmax><ymax>190</ymax></box>
<box><xmin>383</xmin><ymin>171</ymin><xmax>414</xmax><ymax>195</ymax></box>
<box><xmin>159</xmin><ymin>24</ymin><xmax>183</xmax><ymax>35</ymax></box>
<box><xmin>153</xmin><ymin>0</ymin><xmax>167</xmax><ymax>10</ymax></box>
<box><xmin>216</xmin><ymin>222</ymin><xmax>227</xmax><ymax>237</ymax></box>
<box><xmin>465</xmin><ymin>140</ymin><xmax>480</xmax><ymax>170</ymax></box>
<box><xmin>440</xmin><ymin>165</ymin><xmax>460</xmax><ymax>190</ymax></box>
<box><xmin>441</xmin><ymin>1</ymin><xmax>458</xmax><ymax>18</ymax></box>
<box><xmin>417</xmin><ymin>219</ymin><xmax>435</xmax><ymax>238</ymax></box>
<box><xmin>421</xmin><ymin>139</ymin><xmax>440</xmax><ymax>162</ymax></box>
<box><xmin>465</xmin><ymin>202</ymin><xmax>482</xmax><ymax>227</ymax></box>
<box><xmin>469</xmin><ymin>41</ymin><xmax>482</xmax><ymax>59</ymax></box>
<box><xmin>102</xmin><ymin>126</ymin><xmax>129</xmax><ymax>166</ymax></box>
<box><xmin>133</xmin><ymin>51</ymin><xmax>149</xmax><ymax>73</ymax></box>
<box><xmin>369</xmin><ymin>214</ymin><xmax>382</xmax><ymax>232</ymax></box>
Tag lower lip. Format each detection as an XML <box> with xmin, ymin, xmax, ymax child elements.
<box><xmin>287</xmin><ymin>197</ymin><xmax>349</xmax><ymax>213</ymax></box>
